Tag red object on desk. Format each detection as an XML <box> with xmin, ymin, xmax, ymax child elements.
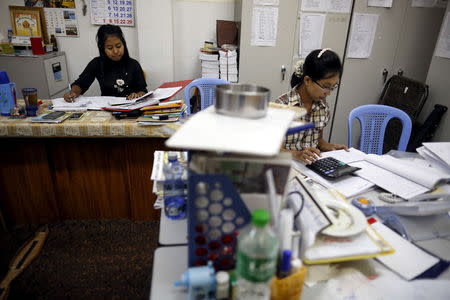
<box><xmin>30</xmin><ymin>37</ymin><xmax>45</xmax><ymax>55</ymax></box>
<box><xmin>158</xmin><ymin>79</ymin><xmax>193</xmax><ymax>102</ymax></box>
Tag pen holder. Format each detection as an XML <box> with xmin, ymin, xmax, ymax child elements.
<box><xmin>270</xmin><ymin>266</ymin><xmax>307</xmax><ymax>300</ymax></box>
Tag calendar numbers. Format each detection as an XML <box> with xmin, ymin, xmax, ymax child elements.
<box><xmin>91</xmin><ymin>0</ymin><xmax>134</xmax><ymax>27</ymax></box>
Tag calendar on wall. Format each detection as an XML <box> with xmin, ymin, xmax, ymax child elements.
<box><xmin>44</xmin><ymin>8</ymin><xmax>79</xmax><ymax>37</ymax></box>
<box><xmin>90</xmin><ymin>0</ymin><xmax>135</xmax><ymax>27</ymax></box>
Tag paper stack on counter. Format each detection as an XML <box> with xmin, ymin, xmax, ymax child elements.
<box><xmin>199</xmin><ymin>52</ymin><xmax>219</xmax><ymax>79</ymax></box>
<box><xmin>417</xmin><ymin>142</ymin><xmax>450</xmax><ymax>174</ymax></box>
<box><xmin>219</xmin><ymin>49</ymin><xmax>238</xmax><ymax>83</ymax></box>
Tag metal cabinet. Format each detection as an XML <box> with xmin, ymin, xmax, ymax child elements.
<box><xmin>330</xmin><ymin>3</ymin><xmax>445</xmax><ymax>145</ymax></box>
<box><xmin>0</xmin><ymin>51</ymin><xmax>69</xmax><ymax>99</ymax></box>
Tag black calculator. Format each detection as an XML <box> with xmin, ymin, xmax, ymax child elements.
<box><xmin>306</xmin><ymin>157</ymin><xmax>361</xmax><ymax>179</ymax></box>
<box><xmin>42</xmin><ymin>111</ymin><xmax>66</xmax><ymax>120</ymax></box>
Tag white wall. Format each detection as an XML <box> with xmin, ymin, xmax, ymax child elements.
<box><xmin>421</xmin><ymin>2</ymin><xmax>450</xmax><ymax>142</ymax></box>
<box><xmin>0</xmin><ymin>0</ymin><xmax>139</xmax><ymax>96</ymax></box>
<box><xmin>137</xmin><ymin>0</ymin><xmax>236</xmax><ymax>90</ymax></box>
<box><xmin>136</xmin><ymin>0</ymin><xmax>174</xmax><ymax>91</ymax></box>
<box><xmin>172</xmin><ymin>0</ymin><xmax>235</xmax><ymax>81</ymax></box>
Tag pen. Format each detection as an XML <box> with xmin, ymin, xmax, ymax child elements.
<box><xmin>67</xmin><ymin>83</ymin><xmax>75</xmax><ymax>102</ymax></box>
<box><xmin>277</xmin><ymin>250</ymin><xmax>292</xmax><ymax>278</ymax></box>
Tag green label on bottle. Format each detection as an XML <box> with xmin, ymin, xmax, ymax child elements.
<box><xmin>237</xmin><ymin>251</ymin><xmax>276</xmax><ymax>283</ymax></box>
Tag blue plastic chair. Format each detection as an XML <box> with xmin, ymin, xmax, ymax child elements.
<box><xmin>348</xmin><ymin>104</ymin><xmax>412</xmax><ymax>154</ymax></box>
<box><xmin>184</xmin><ymin>78</ymin><xmax>228</xmax><ymax>115</ymax></box>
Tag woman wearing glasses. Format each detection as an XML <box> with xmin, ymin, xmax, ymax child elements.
<box><xmin>276</xmin><ymin>48</ymin><xmax>348</xmax><ymax>164</ymax></box>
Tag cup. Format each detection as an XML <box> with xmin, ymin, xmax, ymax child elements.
<box><xmin>30</xmin><ymin>37</ymin><xmax>44</xmax><ymax>55</ymax></box>
<box><xmin>22</xmin><ymin>88</ymin><xmax>38</xmax><ymax>116</ymax></box>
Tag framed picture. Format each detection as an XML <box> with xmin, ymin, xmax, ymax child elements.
<box><xmin>9</xmin><ymin>6</ymin><xmax>49</xmax><ymax>44</ymax></box>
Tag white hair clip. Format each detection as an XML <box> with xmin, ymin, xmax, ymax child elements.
<box><xmin>294</xmin><ymin>59</ymin><xmax>305</xmax><ymax>76</ymax></box>
<box><xmin>317</xmin><ymin>48</ymin><xmax>332</xmax><ymax>58</ymax></box>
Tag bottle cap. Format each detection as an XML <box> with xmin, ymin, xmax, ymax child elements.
<box><xmin>290</xmin><ymin>258</ymin><xmax>303</xmax><ymax>273</ymax></box>
<box><xmin>167</xmin><ymin>151</ymin><xmax>178</xmax><ymax>162</ymax></box>
<box><xmin>252</xmin><ymin>209</ymin><xmax>270</xmax><ymax>227</ymax></box>
<box><xmin>215</xmin><ymin>271</ymin><xmax>229</xmax><ymax>284</ymax></box>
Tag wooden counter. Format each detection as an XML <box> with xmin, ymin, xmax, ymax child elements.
<box><xmin>0</xmin><ymin>110</ymin><xmax>179</xmax><ymax>225</ymax></box>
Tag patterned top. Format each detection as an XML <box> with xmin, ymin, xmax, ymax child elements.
<box><xmin>276</xmin><ymin>85</ymin><xmax>330</xmax><ymax>150</ymax></box>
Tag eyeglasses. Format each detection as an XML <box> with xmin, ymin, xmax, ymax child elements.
<box><xmin>313</xmin><ymin>80</ymin><xmax>339</xmax><ymax>92</ymax></box>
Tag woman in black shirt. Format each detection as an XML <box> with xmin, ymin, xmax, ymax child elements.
<box><xmin>64</xmin><ymin>24</ymin><xmax>147</xmax><ymax>102</ymax></box>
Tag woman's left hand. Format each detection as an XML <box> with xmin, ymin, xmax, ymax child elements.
<box><xmin>127</xmin><ymin>91</ymin><xmax>145</xmax><ymax>100</ymax></box>
<box><xmin>319</xmin><ymin>142</ymin><xmax>349</xmax><ymax>152</ymax></box>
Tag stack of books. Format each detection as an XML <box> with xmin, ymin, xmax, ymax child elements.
<box><xmin>199</xmin><ymin>52</ymin><xmax>219</xmax><ymax>79</ymax></box>
<box><xmin>219</xmin><ymin>49</ymin><xmax>238</xmax><ymax>83</ymax></box>
<box><xmin>137</xmin><ymin>100</ymin><xmax>187</xmax><ymax>125</ymax></box>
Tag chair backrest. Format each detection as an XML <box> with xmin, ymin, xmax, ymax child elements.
<box><xmin>184</xmin><ymin>78</ymin><xmax>229</xmax><ymax>115</ymax></box>
<box><xmin>348</xmin><ymin>104</ymin><xmax>412</xmax><ymax>155</ymax></box>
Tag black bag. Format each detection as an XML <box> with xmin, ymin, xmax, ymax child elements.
<box><xmin>378</xmin><ymin>75</ymin><xmax>428</xmax><ymax>153</ymax></box>
<box><xmin>407</xmin><ymin>104</ymin><xmax>448</xmax><ymax>152</ymax></box>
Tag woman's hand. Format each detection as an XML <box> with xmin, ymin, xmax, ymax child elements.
<box><xmin>127</xmin><ymin>91</ymin><xmax>145</xmax><ymax>100</ymax></box>
<box><xmin>64</xmin><ymin>85</ymin><xmax>81</xmax><ymax>102</ymax></box>
<box><xmin>319</xmin><ymin>140</ymin><xmax>349</xmax><ymax>152</ymax></box>
<box><xmin>293</xmin><ymin>147</ymin><xmax>321</xmax><ymax>164</ymax></box>
<box><xmin>64</xmin><ymin>91</ymin><xmax>78</xmax><ymax>102</ymax></box>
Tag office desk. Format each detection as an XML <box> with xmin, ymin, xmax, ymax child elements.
<box><xmin>159</xmin><ymin>212</ymin><xmax>188</xmax><ymax>246</ymax></box>
<box><xmin>0</xmin><ymin>109</ymin><xmax>180</xmax><ymax>225</ymax></box>
<box><xmin>151</xmin><ymin>219</ymin><xmax>450</xmax><ymax>300</ymax></box>
<box><xmin>150</xmin><ymin>246</ymin><xmax>187</xmax><ymax>300</ymax></box>
<box><xmin>150</xmin><ymin>180</ymin><xmax>450</xmax><ymax>299</ymax></box>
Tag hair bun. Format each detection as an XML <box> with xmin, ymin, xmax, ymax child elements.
<box><xmin>294</xmin><ymin>59</ymin><xmax>305</xmax><ymax>77</ymax></box>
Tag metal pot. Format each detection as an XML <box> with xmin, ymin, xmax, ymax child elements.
<box><xmin>215</xmin><ymin>84</ymin><xmax>270</xmax><ymax>119</ymax></box>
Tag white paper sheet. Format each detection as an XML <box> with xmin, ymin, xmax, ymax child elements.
<box><xmin>350</xmin><ymin>160</ymin><xmax>429</xmax><ymax>199</ymax></box>
<box><xmin>368</xmin><ymin>0</ymin><xmax>393</xmax><ymax>8</ymax></box>
<box><xmin>328</xmin><ymin>0</ymin><xmax>352</xmax><ymax>13</ymax></box>
<box><xmin>423</xmin><ymin>142</ymin><xmax>450</xmax><ymax>167</ymax></box>
<box><xmin>254</xmin><ymin>0</ymin><xmax>279</xmax><ymax>5</ymax></box>
<box><xmin>435</xmin><ymin>12</ymin><xmax>450</xmax><ymax>59</ymax></box>
<box><xmin>299</xmin><ymin>13</ymin><xmax>326</xmax><ymax>58</ymax></box>
<box><xmin>371</xmin><ymin>221</ymin><xmax>440</xmax><ymax>280</ymax></box>
<box><xmin>52</xmin><ymin>96</ymin><xmax>124</xmax><ymax>110</ymax></box>
<box><xmin>301</xmin><ymin>0</ymin><xmax>329</xmax><ymax>12</ymax></box>
<box><xmin>320</xmin><ymin>147</ymin><xmax>367</xmax><ymax>164</ymax></box>
<box><xmin>251</xmin><ymin>6</ymin><xmax>279</xmax><ymax>46</ymax></box>
<box><xmin>347</xmin><ymin>13</ymin><xmax>379</xmax><ymax>59</ymax></box>
<box><xmin>412</xmin><ymin>0</ymin><xmax>437</xmax><ymax>7</ymax></box>
<box><xmin>301</xmin><ymin>0</ymin><xmax>351</xmax><ymax>13</ymax></box>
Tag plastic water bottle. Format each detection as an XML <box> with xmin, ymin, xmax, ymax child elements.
<box><xmin>163</xmin><ymin>152</ymin><xmax>186</xmax><ymax>220</ymax></box>
<box><xmin>236</xmin><ymin>209</ymin><xmax>279</xmax><ymax>300</ymax></box>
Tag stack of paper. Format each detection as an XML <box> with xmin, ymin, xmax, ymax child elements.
<box><xmin>417</xmin><ymin>142</ymin><xmax>450</xmax><ymax>174</ymax></box>
<box><xmin>102</xmin><ymin>87</ymin><xmax>182</xmax><ymax>111</ymax></box>
<box><xmin>137</xmin><ymin>100</ymin><xmax>186</xmax><ymax>126</ymax></box>
<box><xmin>219</xmin><ymin>49</ymin><xmax>238</xmax><ymax>83</ymax></box>
<box><xmin>199</xmin><ymin>52</ymin><xmax>219</xmax><ymax>79</ymax></box>
<box><xmin>52</xmin><ymin>96</ymin><xmax>137</xmax><ymax>111</ymax></box>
